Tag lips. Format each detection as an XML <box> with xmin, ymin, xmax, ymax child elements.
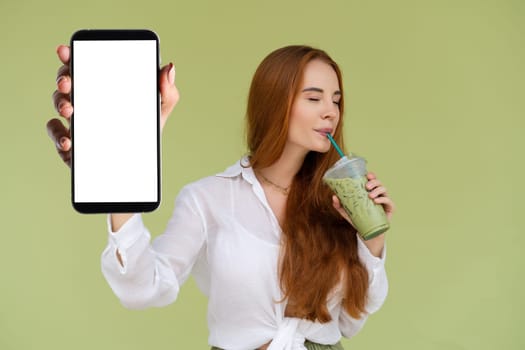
<box><xmin>314</xmin><ymin>128</ymin><xmax>334</xmax><ymax>136</ymax></box>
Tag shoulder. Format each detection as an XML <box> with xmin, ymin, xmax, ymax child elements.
<box><xmin>177</xmin><ymin>158</ymin><xmax>248</xmax><ymax>202</ymax></box>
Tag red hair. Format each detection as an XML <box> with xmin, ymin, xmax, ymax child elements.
<box><xmin>246</xmin><ymin>46</ymin><xmax>369</xmax><ymax>322</ymax></box>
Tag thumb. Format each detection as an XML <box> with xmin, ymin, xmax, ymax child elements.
<box><xmin>332</xmin><ymin>195</ymin><xmax>354</xmax><ymax>226</ymax></box>
<box><xmin>159</xmin><ymin>62</ymin><xmax>179</xmax><ymax>129</ymax></box>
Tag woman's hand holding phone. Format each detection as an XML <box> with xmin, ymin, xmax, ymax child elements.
<box><xmin>46</xmin><ymin>39</ymin><xmax>179</xmax><ymax>230</ymax></box>
<box><xmin>46</xmin><ymin>44</ymin><xmax>179</xmax><ymax>168</ymax></box>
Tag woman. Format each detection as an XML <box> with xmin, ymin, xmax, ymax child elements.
<box><xmin>47</xmin><ymin>44</ymin><xmax>394</xmax><ymax>350</ymax></box>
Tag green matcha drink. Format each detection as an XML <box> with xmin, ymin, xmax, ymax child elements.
<box><xmin>323</xmin><ymin>155</ymin><xmax>389</xmax><ymax>240</ymax></box>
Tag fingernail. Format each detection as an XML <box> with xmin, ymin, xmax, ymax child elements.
<box><xmin>57</xmin><ymin>137</ymin><xmax>65</xmax><ymax>150</ymax></box>
<box><xmin>168</xmin><ymin>63</ymin><xmax>175</xmax><ymax>85</ymax></box>
<box><xmin>58</xmin><ymin>102</ymin><xmax>70</xmax><ymax>115</ymax></box>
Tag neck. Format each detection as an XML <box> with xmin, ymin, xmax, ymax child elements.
<box><xmin>257</xmin><ymin>144</ymin><xmax>307</xmax><ymax>187</ymax></box>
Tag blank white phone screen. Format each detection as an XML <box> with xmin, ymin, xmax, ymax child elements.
<box><xmin>73</xmin><ymin>40</ymin><xmax>158</xmax><ymax>203</ymax></box>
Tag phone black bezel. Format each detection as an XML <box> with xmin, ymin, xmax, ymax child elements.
<box><xmin>70</xmin><ymin>29</ymin><xmax>161</xmax><ymax>214</ymax></box>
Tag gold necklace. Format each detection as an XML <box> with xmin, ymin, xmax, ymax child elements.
<box><xmin>258</xmin><ymin>172</ymin><xmax>290</xmax><ymax>195</ymax></box>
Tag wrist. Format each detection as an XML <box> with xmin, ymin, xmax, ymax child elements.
<box><xmin>360</xmin><ymin>233</ymin><xmax>385</xmax><ymax>258</ymax></box>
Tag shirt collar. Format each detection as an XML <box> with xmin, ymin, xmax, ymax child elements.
<box><xmin>216</xmin><ymin>156</ymin><xmax>257</xmax><ymax>185</ymax></box>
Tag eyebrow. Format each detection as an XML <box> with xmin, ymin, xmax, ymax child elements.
<box><xmin>302</xmin><ymin>87</ymin><xmax>342</xmax><ymax>96</ymax></box>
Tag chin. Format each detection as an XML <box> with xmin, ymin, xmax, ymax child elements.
<box><xmin>310</xmin><ymin>144</ymin><xmax>331</xmax><ymax>154</ymax></box>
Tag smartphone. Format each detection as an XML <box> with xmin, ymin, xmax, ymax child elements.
<box><xmin>70</xmin><ymin>29</ymin><xmax>160</xmax><ymax>213</ymax></box>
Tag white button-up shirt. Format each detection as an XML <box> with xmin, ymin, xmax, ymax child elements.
<box><xmin>101</xmin><ymin>158</ymin><xmax>388</xmax><ymax>350</ymax></box>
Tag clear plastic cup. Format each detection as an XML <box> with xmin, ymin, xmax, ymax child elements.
<box><xmin>323</xmin><ymin>155</ymin><xmax>389</xmax><ymax>240</ymax></box>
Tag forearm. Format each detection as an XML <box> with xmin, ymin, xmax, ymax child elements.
<box><xmin>103</xmin><ymin>185</ymin><xmax>206</xmax><ymax>310</ymax></box>
<box><xmin>102</xmin><ymin>214</ymin><xmax>180</xmax><ymax>309</ymax></box>
<box><xmin>109</xmin><ymin>214</ymin><xmax>134</xmax><ymax>266</ymax></box>
<box><xmin>356</xmin><ymin>234</ymin><xmax>388</xmax><ymax>313</ymax></box>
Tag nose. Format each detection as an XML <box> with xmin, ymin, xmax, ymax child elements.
<box><xmin>322</xmin><ymin>101</ymin><xmax>339</xmax><ymax>120</ymax></box>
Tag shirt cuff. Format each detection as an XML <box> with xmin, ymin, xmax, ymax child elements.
<box><xmin>106</xmin><ymin>214</ymin><xmax>147</xmax><ymax>274</ymax></box>
<box><xmin>356</xmin><ymin>235</ymin><xmax>386</xmax><ymax>273</ymax></box>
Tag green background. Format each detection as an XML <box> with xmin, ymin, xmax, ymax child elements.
<box><xmin>1</xmin><ymin>0</ymin><xmax>523</xmax><ymax>349</ymax></box>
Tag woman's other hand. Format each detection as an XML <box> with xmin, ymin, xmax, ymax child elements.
<box><xmin>332</xmin><ymin>172</ymin><xmax>395</xmax><ymax>257</ymax></box>
<box><xmin>332</xmin><ymin>172</ymin><xmax>395</xmax><ymax>225</ymax></box>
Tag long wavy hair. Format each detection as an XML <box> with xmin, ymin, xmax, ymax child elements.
<box><xmin>246</xmin><ymin>45</ymin><xmax>369</xmax><ymax>322</ymax></box>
